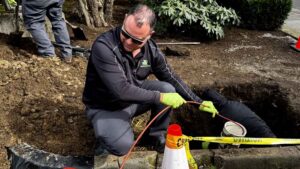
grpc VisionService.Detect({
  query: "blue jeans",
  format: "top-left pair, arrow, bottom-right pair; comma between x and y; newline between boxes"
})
22,0 -> 72,58
86,80 -> 176,156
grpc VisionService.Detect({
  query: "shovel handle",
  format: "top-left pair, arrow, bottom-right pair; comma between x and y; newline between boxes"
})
65,20 -> 77,29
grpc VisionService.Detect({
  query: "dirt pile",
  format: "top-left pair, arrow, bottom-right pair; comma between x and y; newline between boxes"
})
0,36 -> 95,168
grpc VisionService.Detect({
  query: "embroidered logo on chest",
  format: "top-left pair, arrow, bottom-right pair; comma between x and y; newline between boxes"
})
140,60 -> 151,68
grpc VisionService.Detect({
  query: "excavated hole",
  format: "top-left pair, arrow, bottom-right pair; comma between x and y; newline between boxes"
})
173,82 -> 300,149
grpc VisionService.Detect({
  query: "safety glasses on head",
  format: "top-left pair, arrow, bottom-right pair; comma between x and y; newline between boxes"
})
121,25 -> 146,45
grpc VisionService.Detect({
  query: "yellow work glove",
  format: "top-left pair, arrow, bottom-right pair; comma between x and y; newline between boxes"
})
160,93 -> 186,109
199,101 -> 218,118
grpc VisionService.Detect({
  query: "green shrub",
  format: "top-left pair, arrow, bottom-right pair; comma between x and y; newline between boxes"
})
145,0 -> 240,39
217,0 -> 292,30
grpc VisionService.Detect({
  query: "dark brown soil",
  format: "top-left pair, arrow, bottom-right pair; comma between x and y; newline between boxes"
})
0,2 -> 300,169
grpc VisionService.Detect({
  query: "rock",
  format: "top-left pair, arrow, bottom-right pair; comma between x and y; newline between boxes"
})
67,118 -> 74,123
164,46 -> 190,57
95,151 -> 158,169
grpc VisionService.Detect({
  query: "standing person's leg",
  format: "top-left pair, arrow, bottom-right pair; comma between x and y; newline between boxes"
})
138,80 -> 176,152
22,0 -> 55,57
86,106 -> 136,156
46,0 -> 72,59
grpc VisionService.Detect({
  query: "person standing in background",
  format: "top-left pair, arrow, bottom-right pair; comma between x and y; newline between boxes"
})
22,0 -> 72,63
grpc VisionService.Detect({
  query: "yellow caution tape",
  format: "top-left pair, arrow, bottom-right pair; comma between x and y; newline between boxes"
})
181,135 -> 300,168
183,135 -> 197,169
185,136 -> 300,145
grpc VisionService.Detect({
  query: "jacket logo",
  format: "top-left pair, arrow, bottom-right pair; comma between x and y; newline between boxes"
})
140,60 -> 151,68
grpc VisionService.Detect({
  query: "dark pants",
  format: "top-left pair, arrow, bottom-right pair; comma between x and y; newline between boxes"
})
22,0 -> 72,58
85,80 -> 175,156
202,89 -> 276,138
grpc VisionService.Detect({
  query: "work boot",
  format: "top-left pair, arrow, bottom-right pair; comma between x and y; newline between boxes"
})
94,145 -> 109,156
94,139 -> 109,156
40,55 -> 56,58
62,56 -> 72,63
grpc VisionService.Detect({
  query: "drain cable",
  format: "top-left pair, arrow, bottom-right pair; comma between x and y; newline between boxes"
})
119,101 -> 239,169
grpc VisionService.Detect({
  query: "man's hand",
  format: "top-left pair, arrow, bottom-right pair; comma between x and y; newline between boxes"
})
160,93 -> 186,109
199,101 -> 218,118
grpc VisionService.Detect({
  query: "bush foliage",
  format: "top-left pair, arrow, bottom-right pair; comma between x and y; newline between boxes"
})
217,0 -> 292,30
145,0 -> 240,39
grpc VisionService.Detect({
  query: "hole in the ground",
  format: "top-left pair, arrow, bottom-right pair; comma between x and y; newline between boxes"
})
173,82 -> 300,149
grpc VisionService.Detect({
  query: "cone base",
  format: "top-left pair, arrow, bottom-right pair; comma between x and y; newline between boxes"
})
290,44 -> 300,52
161,146 -> 189,169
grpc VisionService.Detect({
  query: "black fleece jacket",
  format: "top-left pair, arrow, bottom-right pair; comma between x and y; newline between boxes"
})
82,26 -> 202,110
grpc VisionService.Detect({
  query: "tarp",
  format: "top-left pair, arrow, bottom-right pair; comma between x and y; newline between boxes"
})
7,143 -> 93,169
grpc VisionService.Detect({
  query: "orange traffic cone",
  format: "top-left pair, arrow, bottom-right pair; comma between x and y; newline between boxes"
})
161,124 -> 189,169
290,36 -> 300,52
296,36 -> 300,49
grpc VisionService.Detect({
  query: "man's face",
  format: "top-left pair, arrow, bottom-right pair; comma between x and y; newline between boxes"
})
120,15 -> 153,52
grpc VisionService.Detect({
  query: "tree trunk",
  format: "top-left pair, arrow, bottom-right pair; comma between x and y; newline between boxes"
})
87,0 -> 101,27
76,0 -> 113,28
104,0 -> 114,22
78,0 -> 93,27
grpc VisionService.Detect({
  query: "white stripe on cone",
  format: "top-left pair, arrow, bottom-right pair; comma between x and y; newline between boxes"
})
161,146 -> 189,169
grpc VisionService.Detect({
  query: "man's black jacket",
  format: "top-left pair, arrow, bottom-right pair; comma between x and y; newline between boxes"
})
82,27 -> 202,110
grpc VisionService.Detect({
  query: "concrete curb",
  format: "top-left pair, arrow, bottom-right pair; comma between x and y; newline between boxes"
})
94,146 -> 300,169
95,151 -> 158,169
212,146 -> 300,169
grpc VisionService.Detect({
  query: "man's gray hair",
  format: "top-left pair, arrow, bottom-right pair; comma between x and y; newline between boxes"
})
128,4 -> 156,29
